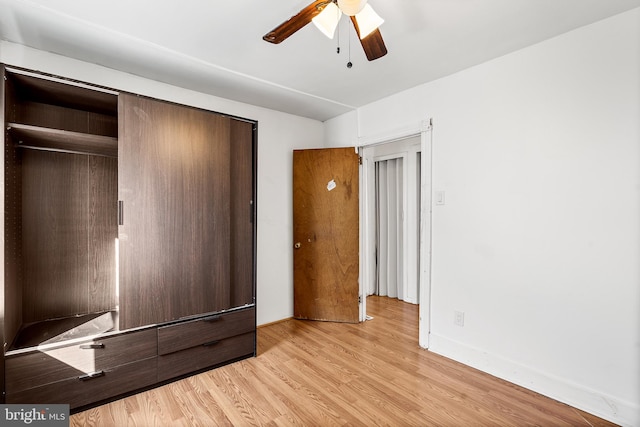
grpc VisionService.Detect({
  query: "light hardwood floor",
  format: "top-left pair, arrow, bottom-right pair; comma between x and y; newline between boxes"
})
71,296 -> 616,426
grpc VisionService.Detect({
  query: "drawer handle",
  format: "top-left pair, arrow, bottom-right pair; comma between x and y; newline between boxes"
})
202,315 -> 222,323
78,371 -> 105,381
79,343 -> 105,349
202,340 -> 221,347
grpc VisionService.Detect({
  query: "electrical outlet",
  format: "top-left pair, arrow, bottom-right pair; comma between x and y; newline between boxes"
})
454,310 -> 465,327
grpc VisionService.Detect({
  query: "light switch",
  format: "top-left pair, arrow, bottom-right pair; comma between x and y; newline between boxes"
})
435,190 -> 445,205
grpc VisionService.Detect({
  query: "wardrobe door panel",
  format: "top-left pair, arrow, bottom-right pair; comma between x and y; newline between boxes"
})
118,94 -> 232,329
88,155 -> 118,313
230,119 -> 255,307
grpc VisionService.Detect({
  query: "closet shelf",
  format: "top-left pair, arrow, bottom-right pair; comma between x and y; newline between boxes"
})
7,122 -> 118,158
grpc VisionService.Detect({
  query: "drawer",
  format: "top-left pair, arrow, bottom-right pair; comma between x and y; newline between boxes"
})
157,307 -> 255,355
6,356 -> 157,410
158,331 -> 255,382
6,328 -> 157,393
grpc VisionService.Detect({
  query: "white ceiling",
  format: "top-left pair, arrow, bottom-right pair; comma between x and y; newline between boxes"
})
1,0 -> 639,121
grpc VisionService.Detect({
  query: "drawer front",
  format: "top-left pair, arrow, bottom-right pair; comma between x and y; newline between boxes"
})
157,307 -> 255,355
6,328 -> 157,393
6,357 -> 157,410
158,331 -> 255,382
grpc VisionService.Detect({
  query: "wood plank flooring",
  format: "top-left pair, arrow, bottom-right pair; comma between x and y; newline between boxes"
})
70,296 -> 616,426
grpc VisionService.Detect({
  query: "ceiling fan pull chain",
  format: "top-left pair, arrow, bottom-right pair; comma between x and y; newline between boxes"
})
347,23 -> 353,68
336,12 -> 341,54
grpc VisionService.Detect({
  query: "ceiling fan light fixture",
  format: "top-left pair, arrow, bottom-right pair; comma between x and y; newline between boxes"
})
263,0 -> 388,61
354,3 -> 384,39
337,0 -> 367,16
312,2 -> 343,39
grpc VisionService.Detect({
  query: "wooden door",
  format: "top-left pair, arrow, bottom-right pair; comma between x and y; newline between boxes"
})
118,94 -> 233,329
293,147 -> 360,323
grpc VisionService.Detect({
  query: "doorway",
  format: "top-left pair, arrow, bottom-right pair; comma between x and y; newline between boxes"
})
358,120 -> 432,348
365,137 -> 421,303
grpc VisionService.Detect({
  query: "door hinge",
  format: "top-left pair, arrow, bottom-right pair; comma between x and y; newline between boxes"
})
359,156 -> 363,165
359,295 -> 362,304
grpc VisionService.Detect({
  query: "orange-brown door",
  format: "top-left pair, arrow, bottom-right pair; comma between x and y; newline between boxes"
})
293,147 -> 360,323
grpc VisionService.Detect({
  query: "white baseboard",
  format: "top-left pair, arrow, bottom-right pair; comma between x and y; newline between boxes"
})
428,333 -> 639,427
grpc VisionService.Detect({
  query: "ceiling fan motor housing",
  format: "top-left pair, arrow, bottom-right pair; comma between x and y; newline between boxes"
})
337,0 -> 367,16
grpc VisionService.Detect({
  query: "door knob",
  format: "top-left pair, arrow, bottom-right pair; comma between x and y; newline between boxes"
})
294,242 -> 301,249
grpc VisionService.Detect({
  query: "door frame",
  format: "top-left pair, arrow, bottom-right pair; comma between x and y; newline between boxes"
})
357,119 -> 433,348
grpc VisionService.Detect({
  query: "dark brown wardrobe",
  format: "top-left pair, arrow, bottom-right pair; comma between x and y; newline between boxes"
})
1,65 -> 257,410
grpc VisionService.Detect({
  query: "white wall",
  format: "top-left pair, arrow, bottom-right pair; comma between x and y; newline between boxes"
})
325,8 -> 640,427
0,41 -> 323,327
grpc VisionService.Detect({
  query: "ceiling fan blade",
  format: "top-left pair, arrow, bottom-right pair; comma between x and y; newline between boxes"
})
263,0 -> 331,44
350,16 -> 388,61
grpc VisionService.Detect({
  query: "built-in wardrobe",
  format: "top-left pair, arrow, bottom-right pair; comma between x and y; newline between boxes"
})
1,65 -> 257,410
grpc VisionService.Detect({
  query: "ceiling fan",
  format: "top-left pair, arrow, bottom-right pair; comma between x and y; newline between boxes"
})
263,0 -> 388,61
